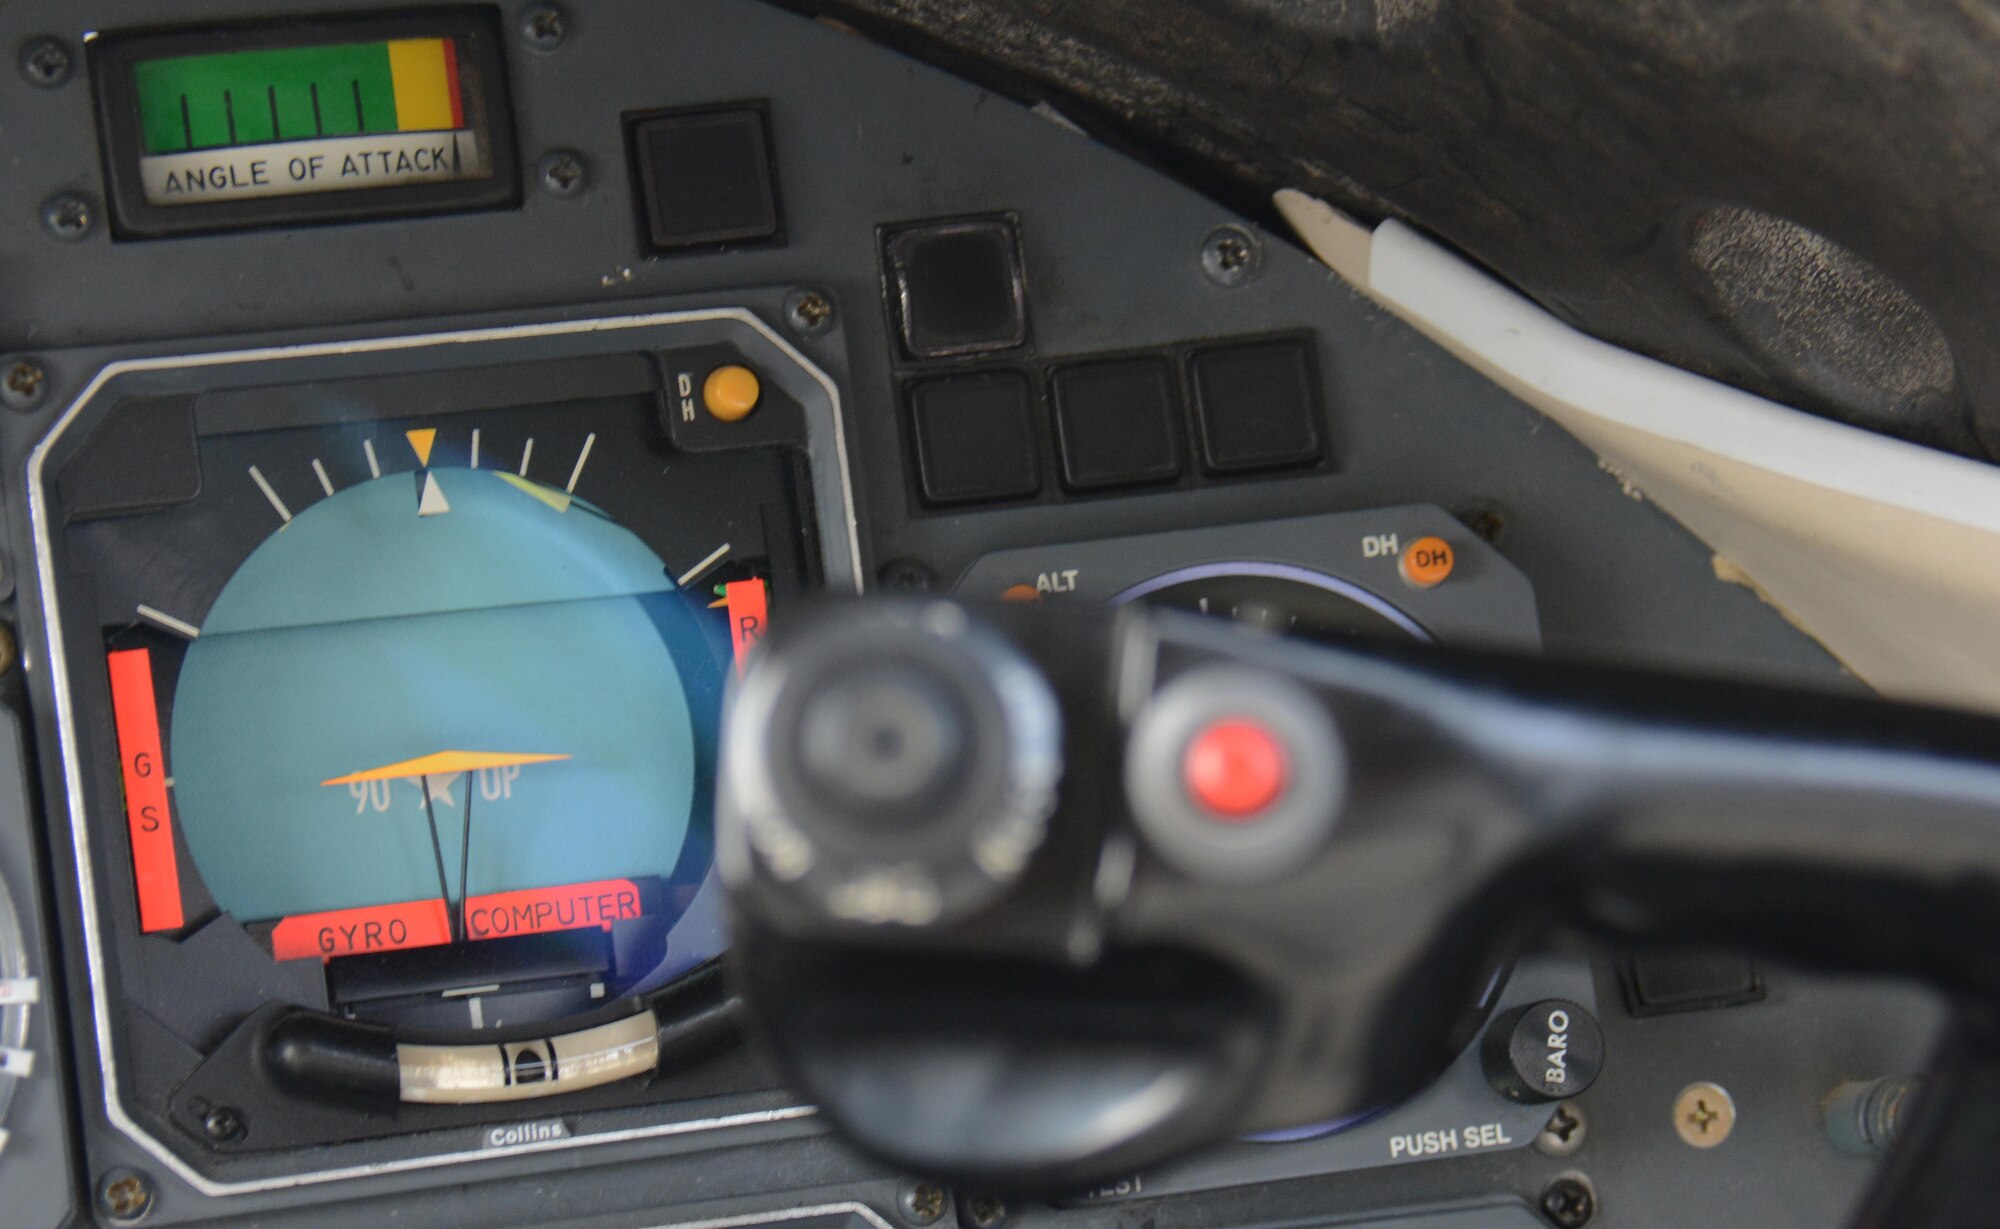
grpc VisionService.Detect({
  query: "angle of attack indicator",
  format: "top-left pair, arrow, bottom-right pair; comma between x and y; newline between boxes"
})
130,36 -> 488,205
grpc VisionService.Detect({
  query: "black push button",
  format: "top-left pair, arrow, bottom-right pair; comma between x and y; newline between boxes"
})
908,371 -> 1041,505
1051,358 -> 1182,490
630,106 -> 781,250
1189,340 -> 1324,473
1620,949 -> 1764,1017
1481,999 -> 1604,1104
885,219 -> 1027,358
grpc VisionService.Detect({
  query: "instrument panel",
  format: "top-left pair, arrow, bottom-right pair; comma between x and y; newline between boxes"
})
0,0 -> 1942,1226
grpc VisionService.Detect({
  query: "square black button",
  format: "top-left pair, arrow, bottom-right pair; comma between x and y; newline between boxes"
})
909,371 -> 1041,505
1621,949 -> 1765,1018
1189,340 -> 1324,473
885,219 -> 1027,358
1051,358 -> 1183,490
630,106 -> 781,250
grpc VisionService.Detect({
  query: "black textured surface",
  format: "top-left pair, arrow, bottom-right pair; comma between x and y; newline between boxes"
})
788,0 -> 1996,460
58,394 -> 200,518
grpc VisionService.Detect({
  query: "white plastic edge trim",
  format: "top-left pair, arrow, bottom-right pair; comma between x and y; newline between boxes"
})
1275,188 -> 2000,710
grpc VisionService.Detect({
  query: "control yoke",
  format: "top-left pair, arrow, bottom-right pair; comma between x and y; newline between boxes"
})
719,600 -> 2000,1226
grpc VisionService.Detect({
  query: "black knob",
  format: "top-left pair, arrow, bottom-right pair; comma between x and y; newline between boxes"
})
795,660 -> 970,819
1480,998 -> 1603,1103
720,602 -> 1062,928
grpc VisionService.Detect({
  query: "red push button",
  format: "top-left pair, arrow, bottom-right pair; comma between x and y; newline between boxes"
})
1182,719 -> 1290,821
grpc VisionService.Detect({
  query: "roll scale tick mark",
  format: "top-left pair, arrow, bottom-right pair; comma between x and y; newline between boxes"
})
136,605 -> 200,639
677,543 -> 731,588
567,433 -> 596,494
248,465 -> 291,523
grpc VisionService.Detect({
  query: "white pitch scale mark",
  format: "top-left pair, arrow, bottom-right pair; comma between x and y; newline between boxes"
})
136,605 -> 201,640
518,437 -> 535,477
311,458 -> 335,497
566,433 -> 597,494
363,439 -> 382,479
677,543 -> 731,587
248,465 -> 291,523
470,428 -> 482,469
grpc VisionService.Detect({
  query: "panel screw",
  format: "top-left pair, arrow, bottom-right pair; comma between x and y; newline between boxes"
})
0,625 -> 18,676
202,1104 -> 247,1143
97,1170 -> 154,1223
898,1180 -> 949,1226
1535,1102 -> 1587,1157
42,193 -> 94,242
1457,502 -> 1507,544
1200,224 -> 1263,287
518,4 -> 569,51
785,288 -> 836,337
878,559 -> 936,592
537,151 -> 587,197
959,1195 -> 1006,1229
1674,1081 -> 1736,1148
1539,1175 -> 1595,1227
19,37 -> 72,87
2,360 -> 48,410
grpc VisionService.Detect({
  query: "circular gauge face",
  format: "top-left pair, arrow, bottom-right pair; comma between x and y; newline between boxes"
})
170,466 -> 716,952
66,393 -> 802,1034
1113,563 -> 1431,644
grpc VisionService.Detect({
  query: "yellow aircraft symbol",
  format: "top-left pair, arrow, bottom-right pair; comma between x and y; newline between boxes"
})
322,750 -> 570,787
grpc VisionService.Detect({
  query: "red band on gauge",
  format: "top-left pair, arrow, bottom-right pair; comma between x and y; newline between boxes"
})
107,648 -> 186,932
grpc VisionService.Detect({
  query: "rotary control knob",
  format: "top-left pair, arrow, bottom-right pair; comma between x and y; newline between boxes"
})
719,602 -> 1062,928
1481,998 -> 1603,1104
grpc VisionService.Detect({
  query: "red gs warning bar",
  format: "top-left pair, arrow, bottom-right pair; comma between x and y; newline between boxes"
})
107,649 -> 185,933
270,877 -> 650,961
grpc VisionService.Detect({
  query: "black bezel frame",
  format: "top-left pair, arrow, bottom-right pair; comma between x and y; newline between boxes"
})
88,7 -> 521,240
